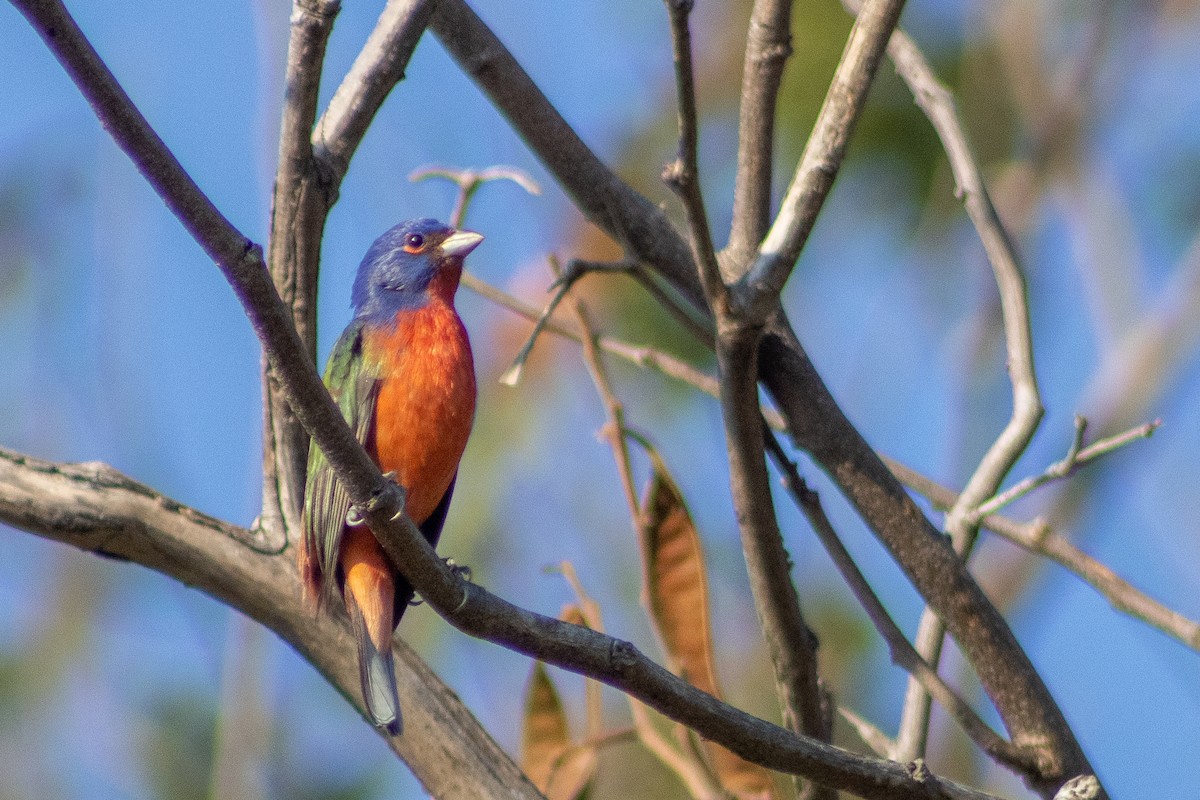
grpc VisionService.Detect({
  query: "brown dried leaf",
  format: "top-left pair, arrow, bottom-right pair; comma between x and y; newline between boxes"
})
640,460 -> 777,800
521,662 -> 571,789
520,661 -> 597,800
640,464 -> 718,693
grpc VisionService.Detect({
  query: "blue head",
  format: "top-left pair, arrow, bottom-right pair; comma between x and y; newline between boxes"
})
350,218 -> 484,324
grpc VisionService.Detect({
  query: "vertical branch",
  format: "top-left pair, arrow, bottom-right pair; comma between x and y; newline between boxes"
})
260,0 -> 341,542
735,0 -> 908,320
726,0 -> 794,268
716,323 -> 833,800
661,3 -> 832,796
261,0 -> 436,540
661,0 -> 726,307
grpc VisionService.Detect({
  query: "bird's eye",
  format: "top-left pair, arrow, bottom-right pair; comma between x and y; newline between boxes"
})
402,233 -> 426,253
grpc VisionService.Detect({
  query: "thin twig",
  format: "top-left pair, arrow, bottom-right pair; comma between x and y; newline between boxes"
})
885,459 -> 1200,652
971,418 -> 1161,521
837,707 -> 895,759
570,299 -> 641,520
661,0 -> 727,307
410,164 -> 542,229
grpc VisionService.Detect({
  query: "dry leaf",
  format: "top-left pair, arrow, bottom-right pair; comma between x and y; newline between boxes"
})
520,661 -> 597,800
640,460 -> 777,800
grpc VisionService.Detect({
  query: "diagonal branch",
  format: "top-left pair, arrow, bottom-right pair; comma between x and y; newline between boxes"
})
314,0 -> 438,182
0,447 -> 539,800
763,433 -> 1033,772
861,8 -> 1045,761
0,445 -> 1014,800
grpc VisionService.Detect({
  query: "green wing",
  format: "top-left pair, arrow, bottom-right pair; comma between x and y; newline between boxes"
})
302,321 -> 381,598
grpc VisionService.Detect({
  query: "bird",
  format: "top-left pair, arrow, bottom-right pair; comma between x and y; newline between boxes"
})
299,218 -> 481,735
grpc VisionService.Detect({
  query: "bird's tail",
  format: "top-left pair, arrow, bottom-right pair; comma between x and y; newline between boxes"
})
342,528 -> 403,735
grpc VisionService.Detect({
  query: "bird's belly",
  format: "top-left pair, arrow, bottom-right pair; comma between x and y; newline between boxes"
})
369,305 -> 476,526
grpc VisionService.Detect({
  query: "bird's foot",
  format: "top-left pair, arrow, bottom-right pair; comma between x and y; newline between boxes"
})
407,560 -> 471,607
444,557 -> 472,583
345,507 -> 365,527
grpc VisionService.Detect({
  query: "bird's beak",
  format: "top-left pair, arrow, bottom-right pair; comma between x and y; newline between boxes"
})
441,229 -> 484,258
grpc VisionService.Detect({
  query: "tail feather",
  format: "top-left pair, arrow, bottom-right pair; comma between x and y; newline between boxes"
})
341,527 -> 402,735
346,590 -> 403,735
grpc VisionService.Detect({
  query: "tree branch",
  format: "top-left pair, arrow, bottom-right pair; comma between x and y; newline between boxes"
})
262,0 -> 436,542
863,9 -> 1045,761
763,433 -> 1034,772
314,0 -> 437,182
428,3 -> 1101,791
0,447 -> 539,800
260,0 -> 341,547
734,0 -> 908,321
726,0 -> 793,267
661,0 -> 726,307
884,459 -> 1200,653
0,446 -> 1017,800
660,5 -> 833,795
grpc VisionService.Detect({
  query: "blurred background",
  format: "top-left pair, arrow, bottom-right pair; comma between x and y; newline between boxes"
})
2,0 -> 1199,797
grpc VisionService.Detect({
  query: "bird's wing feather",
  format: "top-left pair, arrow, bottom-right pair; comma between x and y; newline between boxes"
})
302,321 -> 381,603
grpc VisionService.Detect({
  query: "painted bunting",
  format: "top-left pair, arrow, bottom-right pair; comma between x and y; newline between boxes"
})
300,218 -> 482,735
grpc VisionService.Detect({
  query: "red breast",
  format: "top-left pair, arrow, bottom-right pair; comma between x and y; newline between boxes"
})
365,300 -> 476,525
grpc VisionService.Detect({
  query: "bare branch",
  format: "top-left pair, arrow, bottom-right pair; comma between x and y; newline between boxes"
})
735,0 -> 908,321
861,9 -> 1046,760
661,0 -> 726,306
260,0 -> 341,546
313,0 -> 437,181
0,446 -> 1020,800
971,418 -> 1160,521
726,0 -> 793,267
838,707 -> 894,759
0,448 -> 539,800
715,321 -> 832,788
763,434 -> 1035,773
884,459 -> 1200,653
570,297 -> 641,520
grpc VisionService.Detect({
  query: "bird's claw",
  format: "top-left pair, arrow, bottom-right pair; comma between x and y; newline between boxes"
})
407,559 -> 471,608
444,557 -> 472,583
345,507 -> 365,527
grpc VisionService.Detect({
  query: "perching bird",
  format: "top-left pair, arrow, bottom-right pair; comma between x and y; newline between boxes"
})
300,218 -> 481,735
